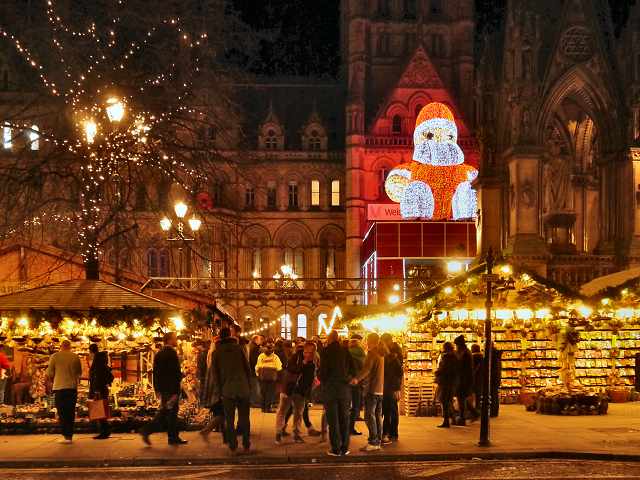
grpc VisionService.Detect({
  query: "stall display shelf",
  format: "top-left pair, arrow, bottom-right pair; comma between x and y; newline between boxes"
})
405,326 -> 640,410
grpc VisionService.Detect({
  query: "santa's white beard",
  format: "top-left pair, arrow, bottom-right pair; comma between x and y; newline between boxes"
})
413,140 -> 464,166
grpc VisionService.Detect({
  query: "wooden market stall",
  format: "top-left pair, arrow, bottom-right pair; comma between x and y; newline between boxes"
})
350,264 -> 640,417
0,279 -> 210,434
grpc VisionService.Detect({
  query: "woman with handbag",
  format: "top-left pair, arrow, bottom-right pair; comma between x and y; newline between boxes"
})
255,341 -> 282,413
89,343 -> 113,439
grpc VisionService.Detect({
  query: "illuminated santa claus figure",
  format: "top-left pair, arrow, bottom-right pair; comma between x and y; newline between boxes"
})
385,102 -> 477,220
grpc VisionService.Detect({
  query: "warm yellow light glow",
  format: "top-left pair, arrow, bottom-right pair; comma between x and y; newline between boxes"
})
252,270 -> 259,278
451,309 -> 468,321
500,265 -> 512,275
473,309 -> 487,320
84,119 -> 97,143
388,294 -> 400,304
515,308 -> 533,320
17,317 -> 29,328
622,288 -> 629,297
393,283 -> 400,291
535,308 -> 551,319
443,286 -> 453,295
171,316 -> 185,331
495,309 -> 513,320
616,308 -> 634,320
290,272 -> 299,281
174,201 -> 188,219
188,216 -> 201,232
281,264 -> 292,276
447,261 -> 463,274
601,298 -> 611,306
521,273 -> 531,282
160,217 -> 172,231
362,313 -> 409,333
105,97 -> 125,122
577,305 -> 593,318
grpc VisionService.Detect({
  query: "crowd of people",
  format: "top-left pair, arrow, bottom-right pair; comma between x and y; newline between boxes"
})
37,324 -> 500,455
189,326 -> 405,456
434,335 -> 501,428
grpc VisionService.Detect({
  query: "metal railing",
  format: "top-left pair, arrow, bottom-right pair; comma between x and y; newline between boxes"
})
141,276 -> 440,298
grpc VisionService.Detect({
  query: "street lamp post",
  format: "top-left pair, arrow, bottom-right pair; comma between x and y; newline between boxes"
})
479,247 -> 495,447
159,201 -> 201,278
274,264 -> 297,339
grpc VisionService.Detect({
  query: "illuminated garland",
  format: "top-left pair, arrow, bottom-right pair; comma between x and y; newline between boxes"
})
0,1 -> 212,264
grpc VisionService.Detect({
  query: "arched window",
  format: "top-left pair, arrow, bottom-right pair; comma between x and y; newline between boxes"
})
310,179 -> 321,207
245,186 -> 255,209
27,125 -> 39,151
159,249 -> 170,276
309,130 -> 321,151
147,249 -> 158,277
252,248 -> 261,288
392,115 -> 402,134
331,179 -> 341,207
297,314 -> 308,339
265,129 -> 278,149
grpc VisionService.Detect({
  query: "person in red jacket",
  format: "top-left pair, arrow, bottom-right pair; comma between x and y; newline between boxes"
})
0,344 -> 10,405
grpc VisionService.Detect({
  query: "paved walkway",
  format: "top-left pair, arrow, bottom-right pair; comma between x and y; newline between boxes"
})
2,404 -> 640,467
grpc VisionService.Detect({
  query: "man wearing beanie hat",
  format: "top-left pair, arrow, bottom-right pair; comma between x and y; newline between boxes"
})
454,335 -> 474,426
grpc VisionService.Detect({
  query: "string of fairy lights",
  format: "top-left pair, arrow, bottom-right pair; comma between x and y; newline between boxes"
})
1,0 -> 212,264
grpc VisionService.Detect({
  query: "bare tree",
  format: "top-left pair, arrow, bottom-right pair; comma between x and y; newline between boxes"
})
0,0 -> 255,280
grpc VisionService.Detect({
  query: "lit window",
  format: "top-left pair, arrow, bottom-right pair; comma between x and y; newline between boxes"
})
252,249 -> 261,288
297,314 -> 307,339
311,180 -> 320,206
331,180 -> 340,206
288,182 -> 298,209
3,123 -> 11,149
28,125 -> 39,150
280,314 -> 292,340
325,248 -> 335,278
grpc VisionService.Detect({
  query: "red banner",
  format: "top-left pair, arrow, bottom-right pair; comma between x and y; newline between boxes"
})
367,203 -> 402,220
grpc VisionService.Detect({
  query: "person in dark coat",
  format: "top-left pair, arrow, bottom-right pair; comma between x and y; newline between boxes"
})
211,327 -> 252,453
319,330 -> 356,456
196,340 -> 210,405
141,332 -> 186,446
348,334 -> 366,435
248,335 -> 264,407
200,336 -> 226,443
381,334 -> 403,442
490,345 -> 502,417
470,344 -> 483,420
89,343 -> 113,439
454,335 -> 473,426
435,342 -> 458,428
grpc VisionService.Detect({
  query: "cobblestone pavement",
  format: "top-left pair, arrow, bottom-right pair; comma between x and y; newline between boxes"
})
2,460 -> 640,480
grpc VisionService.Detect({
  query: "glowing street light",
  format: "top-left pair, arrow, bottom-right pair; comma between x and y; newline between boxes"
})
447,260 -> 463,274
188,215 -> 202,232
105,97 -> 125,123
160,217 -> 172,231
174,201 -> 188,219
83,119 -> 98,143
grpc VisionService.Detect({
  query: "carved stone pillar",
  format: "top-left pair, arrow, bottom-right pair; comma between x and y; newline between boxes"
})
505,147 -> 547,256
474,174 -> 504,255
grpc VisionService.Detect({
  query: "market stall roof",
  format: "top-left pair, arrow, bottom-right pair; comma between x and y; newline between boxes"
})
0,279 -> 179,311
579,267 -> 640,297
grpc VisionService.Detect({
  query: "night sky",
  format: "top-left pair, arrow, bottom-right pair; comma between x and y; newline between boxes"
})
230,0 -> 637,77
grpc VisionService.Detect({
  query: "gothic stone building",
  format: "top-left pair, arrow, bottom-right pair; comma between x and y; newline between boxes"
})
3,0 -> 640,337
